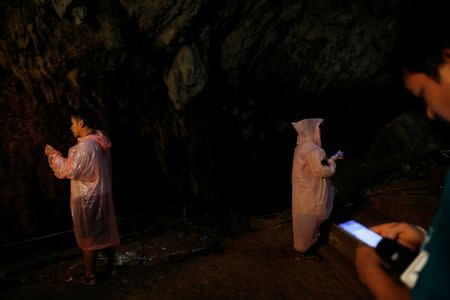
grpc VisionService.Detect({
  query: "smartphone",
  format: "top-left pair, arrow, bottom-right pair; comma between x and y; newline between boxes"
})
332,150 -> 344,159
338,220 -> 383,248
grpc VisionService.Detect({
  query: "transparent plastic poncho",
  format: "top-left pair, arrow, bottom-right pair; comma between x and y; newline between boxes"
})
291,118 -> 336,252
47,130 -> 120,251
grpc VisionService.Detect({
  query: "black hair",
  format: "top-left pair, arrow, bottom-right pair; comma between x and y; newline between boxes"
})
395,3 -> 450,81
70,107 -> 100,129
319,121 -> 324,129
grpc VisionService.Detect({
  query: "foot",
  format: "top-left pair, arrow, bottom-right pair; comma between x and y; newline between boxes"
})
106,265 -> 120,279
80,274 -> 96,286
294,252 -> 323,263
110,268 -> 119,278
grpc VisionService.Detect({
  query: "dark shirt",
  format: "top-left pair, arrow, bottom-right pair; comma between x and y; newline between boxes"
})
412,170 -> 450,299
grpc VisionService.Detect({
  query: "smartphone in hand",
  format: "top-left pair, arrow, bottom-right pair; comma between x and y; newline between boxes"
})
332,150 -> 344,159
338,220 -> 382,247
338,220 -> 419,275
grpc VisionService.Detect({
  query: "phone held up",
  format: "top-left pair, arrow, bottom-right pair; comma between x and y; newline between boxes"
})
321,150 -> 344,166
332,150 -> 344,159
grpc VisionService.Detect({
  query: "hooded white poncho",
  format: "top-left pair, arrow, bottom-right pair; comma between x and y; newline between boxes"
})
291,118 -> 336,252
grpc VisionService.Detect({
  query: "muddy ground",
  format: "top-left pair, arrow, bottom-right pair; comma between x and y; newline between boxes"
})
2,164 -> 445,300
2,212 -> 371,300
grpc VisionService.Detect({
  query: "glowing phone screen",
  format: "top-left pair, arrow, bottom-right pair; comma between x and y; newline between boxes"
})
339,220 -> 383,248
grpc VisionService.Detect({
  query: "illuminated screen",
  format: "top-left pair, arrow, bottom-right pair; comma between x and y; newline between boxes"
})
339,220 -> 383,248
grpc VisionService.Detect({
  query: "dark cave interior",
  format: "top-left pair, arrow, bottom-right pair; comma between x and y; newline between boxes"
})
0,0 -> 449,262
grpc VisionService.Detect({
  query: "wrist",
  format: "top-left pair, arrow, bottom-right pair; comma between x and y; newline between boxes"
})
414,225 -> 427,245
414,225 -> 427,235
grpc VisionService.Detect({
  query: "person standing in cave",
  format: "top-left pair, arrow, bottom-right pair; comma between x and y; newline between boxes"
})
45,108 -> 120,286
354,9 -> 450,300
291,118 -> 343,259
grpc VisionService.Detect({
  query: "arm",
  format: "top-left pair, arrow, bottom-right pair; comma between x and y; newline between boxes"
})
355,222 -> 426,300
45,143 -> 93,180
306,148 -> 336,178
355,245 -> 411,300
45,144 -> 75,179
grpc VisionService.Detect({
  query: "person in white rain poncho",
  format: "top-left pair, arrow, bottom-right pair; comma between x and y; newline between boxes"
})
291,118 -> 343,254
45,109 -> 120,286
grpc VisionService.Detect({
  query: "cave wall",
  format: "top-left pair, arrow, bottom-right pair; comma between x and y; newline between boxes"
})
0,0 -> 444,243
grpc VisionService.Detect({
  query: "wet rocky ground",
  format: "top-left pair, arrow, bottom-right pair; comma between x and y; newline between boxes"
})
2,213 -> 370,300
1,165 -> 445,300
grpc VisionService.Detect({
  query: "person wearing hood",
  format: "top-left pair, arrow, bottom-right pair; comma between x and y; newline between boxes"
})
45,108 -> 120,286
291,118 -> 343,255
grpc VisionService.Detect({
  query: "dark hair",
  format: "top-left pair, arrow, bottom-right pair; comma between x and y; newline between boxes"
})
70,107 -> 100,129
395,4 -> 450,81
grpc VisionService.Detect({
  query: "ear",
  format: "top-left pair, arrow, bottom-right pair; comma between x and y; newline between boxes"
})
442,48 -> 450,62
78,119 -> 85,128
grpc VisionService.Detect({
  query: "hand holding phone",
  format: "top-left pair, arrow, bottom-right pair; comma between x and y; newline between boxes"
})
339,220 -> 419,275
370,222 -> 425,252
331,150 -> 344,160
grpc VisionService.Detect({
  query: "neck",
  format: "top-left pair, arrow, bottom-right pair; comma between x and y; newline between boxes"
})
79,127 -> 94,138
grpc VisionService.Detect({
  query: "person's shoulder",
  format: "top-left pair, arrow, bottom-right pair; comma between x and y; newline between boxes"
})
77,138 -> 101,151
299,142 -> 323,156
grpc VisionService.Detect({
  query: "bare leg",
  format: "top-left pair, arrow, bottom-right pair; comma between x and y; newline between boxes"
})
79,249 -> 98,286
103,246 -> 118,277
83,249 -> 97,277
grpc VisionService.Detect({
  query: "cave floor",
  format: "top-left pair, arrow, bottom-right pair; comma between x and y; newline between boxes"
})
2,167 -> 445,300
2,214 -> 371,300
